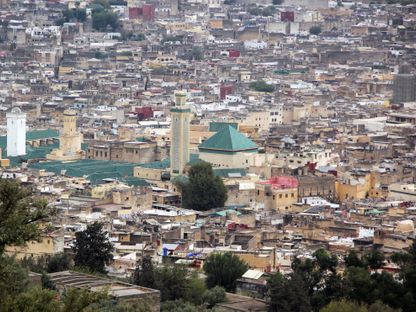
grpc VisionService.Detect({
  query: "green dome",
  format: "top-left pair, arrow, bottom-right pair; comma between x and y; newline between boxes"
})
199,125 -> 257,153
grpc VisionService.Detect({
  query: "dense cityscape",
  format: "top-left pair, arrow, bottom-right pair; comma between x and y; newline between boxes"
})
0,0 -> 416,311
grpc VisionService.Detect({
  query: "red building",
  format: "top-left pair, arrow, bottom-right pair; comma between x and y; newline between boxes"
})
281,11 -> 294,22
228,50 -> 240,58
129,7 -> 141,19
142,4 -> 155,22
220,84 -> 234,100
129,4 -> 155,21
135,107 -> 153,120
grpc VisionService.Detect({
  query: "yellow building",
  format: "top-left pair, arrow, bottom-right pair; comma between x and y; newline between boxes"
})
335,172 -> 382,202
5,227 -> 64,259
255,176 -> 299,212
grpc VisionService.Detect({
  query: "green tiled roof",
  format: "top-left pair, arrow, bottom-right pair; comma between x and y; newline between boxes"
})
29,159 -> 147,186
0,129 -> 59,157
138,154 -> 200,170
199,126 -> 257,152
213,168 -> 246,178
212,209 -> 242,217
209,122 -> 238,132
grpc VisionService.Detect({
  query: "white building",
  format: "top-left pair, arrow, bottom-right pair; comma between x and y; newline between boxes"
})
170,91 -> 191,176
6,107 -> 26,157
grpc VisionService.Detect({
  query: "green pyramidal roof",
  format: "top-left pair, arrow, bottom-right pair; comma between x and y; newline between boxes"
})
199,125 -> 258,153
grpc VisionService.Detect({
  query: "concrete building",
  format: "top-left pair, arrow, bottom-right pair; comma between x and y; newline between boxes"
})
6,107 -> 26,157
87,140 -> 165,163
48,271 -> 160,312
47,110 -> 83,161
170,91 -> 191,176
199,125 -> 258,168
393,74 -> 416,103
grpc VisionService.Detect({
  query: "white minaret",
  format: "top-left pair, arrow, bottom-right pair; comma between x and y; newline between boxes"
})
7,107 -> 26,157
170,90 -> 191,176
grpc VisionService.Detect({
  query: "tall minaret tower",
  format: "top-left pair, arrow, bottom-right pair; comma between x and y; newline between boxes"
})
6,107 -> 26,157
170,90 -> 191,176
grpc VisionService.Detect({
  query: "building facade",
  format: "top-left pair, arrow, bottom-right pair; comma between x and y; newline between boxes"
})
170,91 -> 191,176
6,107 -> 26,157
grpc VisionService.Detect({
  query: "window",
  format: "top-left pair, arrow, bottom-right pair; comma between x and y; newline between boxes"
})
279,194 -> 282,199
273,195 -> 275,200
291,193 -> 294,198
285,194 -> 288,198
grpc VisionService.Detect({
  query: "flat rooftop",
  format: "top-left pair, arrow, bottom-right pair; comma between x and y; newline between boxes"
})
48,271 -> 159,299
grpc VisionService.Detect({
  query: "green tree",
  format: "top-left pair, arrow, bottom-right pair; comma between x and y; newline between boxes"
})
92,0 -> 111,10
153,265 -> 190,301
364,250 -> 384,270
345,250 -> 365,268
92,10 -> 119,31
185,274 -> 207,305
369,272 -> 403,310
41,272 -> 56,290
262,6 -> 276,17
0,256 -> 30,308
133,255 -> 155,288
309,26 -> 322,35
321,299 -> 367,312
177,162 -> 227,211
249,80 -> 275,93
0,179 -> 51,254
203,252 -> 248,291
46,253 -> 72,273
191,47 -> 203,61
73,222 -> 114,273
202,286 -> 226,308
60,287 -> 109,312
10,287 -> 61,312
344,267 -> 375,304
368,301 -> 401,312
91,1 -> 119,31
313,249 -> 338,273
268,272 -> 311,312
161,300 -> 200,312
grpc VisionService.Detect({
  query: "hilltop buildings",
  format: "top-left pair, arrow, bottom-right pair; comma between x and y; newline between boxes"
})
0,0 -> 416,309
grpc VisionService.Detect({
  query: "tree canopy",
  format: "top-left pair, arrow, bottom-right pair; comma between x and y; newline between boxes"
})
266,247 -> 416,312
204,252 -> 248,291
133,261 -> 226,308
91,0 -> 120,31
175,162 -> 227,211
309,26 -> 322,35
249,80 -> 275,93
133,255 -> 155,289
268,272 -> 311,312
0,179 -> 51,254
73,222 -> 114,273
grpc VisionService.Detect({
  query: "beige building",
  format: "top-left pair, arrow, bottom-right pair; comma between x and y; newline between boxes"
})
5,227 -> 64,259
198,125 -> 258,169
255,177 -> 299,212
242,109 -> 283,133
47,110 -> 84,161
170,91 -> 191,176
